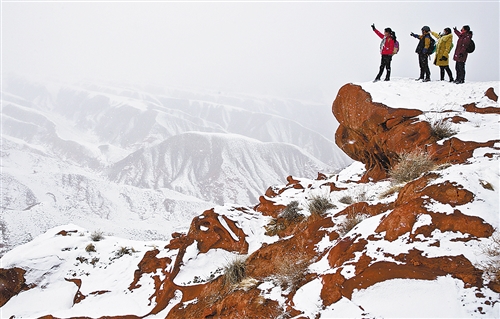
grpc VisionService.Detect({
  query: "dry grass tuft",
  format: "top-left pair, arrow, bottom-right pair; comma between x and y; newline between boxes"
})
265,201 -> 305,236
338,207 -> 367,236
223,256 -> 247,287
308,195 -> 336,217
279,201 -> 303,222
85,243 -> 96,253
115,246 -> 135,258
379,184 -> 404,199
339,189 -> 369,205
430,118 -> 457,140
273,251 -> 310,291
236,277 -> 259,291
264,219 -> 286,236
479,232 -> 500,284
389,150 -> 436,184
90,230 -> 105,242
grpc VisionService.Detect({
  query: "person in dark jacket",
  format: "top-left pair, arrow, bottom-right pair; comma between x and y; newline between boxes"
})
453,25 -> 473,84
372,24 -> 397,82
411,26 -> 433,82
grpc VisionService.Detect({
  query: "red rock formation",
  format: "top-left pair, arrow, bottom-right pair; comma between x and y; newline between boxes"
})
332,84 -> 500,182
129,208 -> 251,316
255,195 -> 287,218
333,84 -> 434,181
427,138 -> 498,165
0,267 -> 27,307
321,181 -> 348,192
485,87 -> 498,102
65,278 -> 86,305
188,208 -> 249,254
376,174 -> 493,241
129,249 -> 171,290
286,175 -> 305,189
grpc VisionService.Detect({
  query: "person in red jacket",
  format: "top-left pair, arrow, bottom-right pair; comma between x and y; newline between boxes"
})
453,25 -> 473,84
372,24 -> 396,82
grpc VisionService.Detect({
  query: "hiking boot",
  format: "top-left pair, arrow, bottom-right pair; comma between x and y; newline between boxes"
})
423,78 -> 431,82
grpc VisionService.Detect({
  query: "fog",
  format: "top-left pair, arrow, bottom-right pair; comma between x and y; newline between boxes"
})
3,1 -> 499,102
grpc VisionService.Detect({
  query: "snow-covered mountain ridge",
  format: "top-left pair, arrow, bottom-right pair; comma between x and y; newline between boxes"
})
1,77 -> 351,255
1,79 -> 499,318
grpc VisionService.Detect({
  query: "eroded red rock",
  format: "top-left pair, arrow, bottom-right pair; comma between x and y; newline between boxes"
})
463,103 -> 500,114
189,209 -> 249,254
376,200 -> 428,241
254,195 -> 287,218
129,249 -> 171,290
333,84 -> 434,181
65,278 -> 86,305
485,87 -> 498,102
322,181 -> 348,192
0,267 -> 27,307
333,84 -> 499,182
414,210 -> 494,239
56,230 -> 78,236
427,138 -> 499,165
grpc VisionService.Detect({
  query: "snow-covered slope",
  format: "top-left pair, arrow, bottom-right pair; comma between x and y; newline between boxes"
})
107,131 -> 329,205
1,79 -> 498,318
1,77 -> 350,255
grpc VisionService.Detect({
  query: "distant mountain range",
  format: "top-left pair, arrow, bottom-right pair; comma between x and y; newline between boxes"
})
1,76 -> 351,254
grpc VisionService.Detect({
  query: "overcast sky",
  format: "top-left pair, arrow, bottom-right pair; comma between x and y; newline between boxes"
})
2,1 -> 499,102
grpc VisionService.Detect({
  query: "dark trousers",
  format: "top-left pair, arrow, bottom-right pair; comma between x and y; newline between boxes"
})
455,62 -> 466,82
375,55 -> 392,80
439,66 -> 453,81
418,54 -> 431,79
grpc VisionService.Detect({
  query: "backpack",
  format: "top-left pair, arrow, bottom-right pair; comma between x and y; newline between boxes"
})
393,40 -> 400,54
428,36 -> 436,54
466,39 -> 475,53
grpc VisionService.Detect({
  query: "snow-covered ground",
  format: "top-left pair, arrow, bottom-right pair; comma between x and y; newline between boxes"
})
1,79 -> 499,318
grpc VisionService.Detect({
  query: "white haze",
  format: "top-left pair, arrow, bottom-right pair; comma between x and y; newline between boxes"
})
2,1 -> 499,102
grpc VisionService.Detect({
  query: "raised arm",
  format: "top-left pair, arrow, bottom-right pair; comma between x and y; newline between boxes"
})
373,28 -> 384,39
410,32 -> 421,39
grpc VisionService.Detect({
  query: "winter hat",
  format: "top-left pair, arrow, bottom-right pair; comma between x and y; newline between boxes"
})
384,27 -> 392,33
463,25 -> 470,32
421,26 -> 430,32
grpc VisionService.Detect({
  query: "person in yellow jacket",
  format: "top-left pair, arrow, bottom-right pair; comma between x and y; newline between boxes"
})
431,27 -> 454,82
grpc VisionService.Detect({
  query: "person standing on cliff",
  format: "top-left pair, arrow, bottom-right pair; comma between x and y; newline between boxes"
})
372,24 -> 396,82
411,26 -> 433,82
453,25 -> 473,84
431,27 -> 454,82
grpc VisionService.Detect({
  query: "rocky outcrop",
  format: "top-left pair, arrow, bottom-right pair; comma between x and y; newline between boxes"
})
333,84 -> 432,181
332,84 -> 500,182
0,267 -> 27,307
